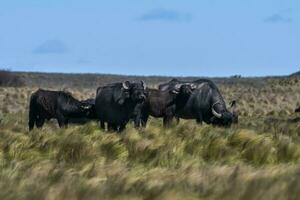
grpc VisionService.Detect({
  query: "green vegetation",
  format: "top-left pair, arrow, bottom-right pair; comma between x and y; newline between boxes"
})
0,73 -> 300,199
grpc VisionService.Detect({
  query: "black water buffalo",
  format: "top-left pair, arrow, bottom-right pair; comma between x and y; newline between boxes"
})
95,81 -> 147,132
80,98 -> 97,119
295,106 -> 300,113
140,84 -> 195,127
160,79 -> 238,126
68,98 -> 97,124
173,82 -> 238,126
28,89 -> 92,130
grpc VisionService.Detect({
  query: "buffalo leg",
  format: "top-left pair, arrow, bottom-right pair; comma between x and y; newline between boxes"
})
28,108 -> 37,131
196,113 -> 203,125
112,124 -> 119,132
133,112 -> 141,128
164,107 -> 175,127
56,112 -> 67,128
175,117 -> 180,124
118,123 -> 127,132
163,116 -> 173,127
108,123 -> 118,132
57,119 -> 66,128
141,114 -> 149,128
107,123 -> 113,131
36,116 -> 45,129
28,119 -> 35,131
64,119 -> 69,128
133,103 -> 144,128
100,121 -> 105,130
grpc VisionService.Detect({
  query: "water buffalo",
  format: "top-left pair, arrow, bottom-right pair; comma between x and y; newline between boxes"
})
160,79 -> 238,126
140,84 -> 195,127
95,81 -> 147,132
295,106 -> 300,113
28,89 -> 93,130
173,82 -> 238,126
159,78 -> 216,91
68,98 -> 97,124
80,98 -> 97,119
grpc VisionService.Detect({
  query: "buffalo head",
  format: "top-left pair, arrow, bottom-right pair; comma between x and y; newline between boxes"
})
171,84 -> 195,96
129,81 -> 147,102
210,100 -> 238,127
80,99 -> 97,119
76,101 -> 93,117
116,81 -> 147,105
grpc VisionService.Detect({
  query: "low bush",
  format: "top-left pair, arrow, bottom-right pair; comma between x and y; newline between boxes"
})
0,70 -> 25,87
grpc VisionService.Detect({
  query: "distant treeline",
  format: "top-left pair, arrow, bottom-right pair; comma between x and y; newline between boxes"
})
290,70 -> 300,77
0,70 -> 25,87
0,70 -> 279,89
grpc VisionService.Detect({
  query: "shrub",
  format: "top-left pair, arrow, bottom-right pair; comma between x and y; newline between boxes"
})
0,70 -> 25,87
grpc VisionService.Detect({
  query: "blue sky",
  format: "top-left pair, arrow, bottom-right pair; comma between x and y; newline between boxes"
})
0,0 -> 299,77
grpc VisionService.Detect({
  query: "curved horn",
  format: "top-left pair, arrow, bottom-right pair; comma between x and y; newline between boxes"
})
212,108 -> 222,118
141,80 -> 146,90
212,103 -> 222,118
171,84 -> 181,94
174,83 -> 182,90
81,105 -> 92,110
190,83 -> 197,90
122,81 -> 129,90
171,90 -> 179,94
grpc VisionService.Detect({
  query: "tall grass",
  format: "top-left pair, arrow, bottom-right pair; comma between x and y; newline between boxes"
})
0,75 -> 300,199
0,111 -> 300,199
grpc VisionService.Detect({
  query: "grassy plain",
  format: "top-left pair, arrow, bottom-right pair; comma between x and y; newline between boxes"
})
0,73 -> 300,200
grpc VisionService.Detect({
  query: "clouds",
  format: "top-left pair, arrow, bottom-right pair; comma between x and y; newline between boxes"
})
33,39 -> 68,54
264,14 -> 292,23
138,8 -> 192,22
264,9 -> 293,23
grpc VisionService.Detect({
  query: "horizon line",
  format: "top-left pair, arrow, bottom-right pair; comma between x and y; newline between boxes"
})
3,69 -> 295,79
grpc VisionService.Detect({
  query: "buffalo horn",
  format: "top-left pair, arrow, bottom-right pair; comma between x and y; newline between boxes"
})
122,82 -> 129,90
212,106 -> 222,118
191,83 -> 197,89
81,105 -> 92,110
141,80 -> 146,90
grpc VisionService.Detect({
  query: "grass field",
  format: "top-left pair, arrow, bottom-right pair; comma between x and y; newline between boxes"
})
0,73 -> 300,200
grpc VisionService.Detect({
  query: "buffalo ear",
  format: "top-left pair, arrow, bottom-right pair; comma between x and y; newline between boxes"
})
230,100 -> 239,123
230,100 -> 237,113
230,100 -> 237,107
122,81 -> 130,90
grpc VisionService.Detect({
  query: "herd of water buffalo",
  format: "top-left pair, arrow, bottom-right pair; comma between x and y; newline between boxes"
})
28,78 -> 240,132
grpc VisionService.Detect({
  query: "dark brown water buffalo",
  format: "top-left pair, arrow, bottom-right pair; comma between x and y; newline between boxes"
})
28,89 -> 92,130
95,81 -> 147,132
139,84 -> 195,127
